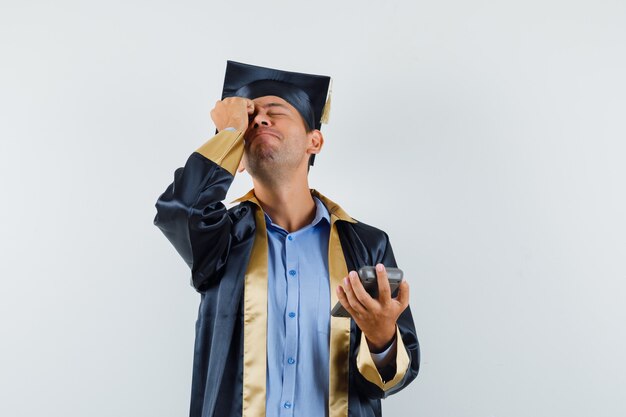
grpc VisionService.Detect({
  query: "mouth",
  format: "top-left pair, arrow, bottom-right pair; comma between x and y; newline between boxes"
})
247,128 -> 280,142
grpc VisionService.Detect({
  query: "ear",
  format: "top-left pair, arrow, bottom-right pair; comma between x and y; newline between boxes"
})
306,129 -> 324,155
237,160 -> 246,173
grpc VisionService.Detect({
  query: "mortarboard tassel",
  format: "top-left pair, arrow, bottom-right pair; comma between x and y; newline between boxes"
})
320,78 -> 332,124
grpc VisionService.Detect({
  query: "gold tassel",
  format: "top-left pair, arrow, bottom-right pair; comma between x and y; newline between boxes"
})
320,78 -> 332,125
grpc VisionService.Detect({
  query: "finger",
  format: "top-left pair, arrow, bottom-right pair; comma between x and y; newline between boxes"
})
336,286 -> 358,317
395,280 -> 410,310
342,276 -> 367,315
376,264 -> 392,306
245,99 -> 255,114
348,270 -> 377,310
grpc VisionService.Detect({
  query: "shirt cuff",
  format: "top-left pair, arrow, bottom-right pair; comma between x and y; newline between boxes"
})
369,336 -> 397,370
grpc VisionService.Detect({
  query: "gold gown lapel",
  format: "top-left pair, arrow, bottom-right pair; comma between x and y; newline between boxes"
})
312,190 -> 357,417
328,214 -> 352,417
242,194 -> 268,417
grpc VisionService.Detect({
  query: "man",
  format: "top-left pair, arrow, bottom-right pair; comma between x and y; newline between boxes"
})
154,61 -> 419,417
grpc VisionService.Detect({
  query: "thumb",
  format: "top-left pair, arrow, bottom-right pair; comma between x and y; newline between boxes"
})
396,280 -> 410,310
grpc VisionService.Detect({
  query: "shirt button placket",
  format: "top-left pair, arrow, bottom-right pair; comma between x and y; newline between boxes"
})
282,232 -> 298,417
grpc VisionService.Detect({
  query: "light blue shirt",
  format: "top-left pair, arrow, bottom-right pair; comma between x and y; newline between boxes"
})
265,197 -> 331,417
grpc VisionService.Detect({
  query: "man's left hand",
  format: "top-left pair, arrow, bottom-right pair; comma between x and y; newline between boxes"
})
336,264 -> 410,352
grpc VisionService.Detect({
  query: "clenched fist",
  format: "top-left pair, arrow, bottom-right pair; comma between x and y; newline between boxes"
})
210,97 -> 255,132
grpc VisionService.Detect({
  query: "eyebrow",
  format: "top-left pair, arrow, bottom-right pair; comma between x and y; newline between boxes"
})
259,103 -> 290,110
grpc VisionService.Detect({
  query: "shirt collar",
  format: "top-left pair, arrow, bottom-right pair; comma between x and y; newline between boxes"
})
231,189 -> 356,224
264,196 -> 330,234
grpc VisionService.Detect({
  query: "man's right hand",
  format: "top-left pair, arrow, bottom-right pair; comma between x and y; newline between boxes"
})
210,97 -> 255,132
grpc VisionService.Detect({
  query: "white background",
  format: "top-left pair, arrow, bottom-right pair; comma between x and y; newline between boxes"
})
1,1 -> 625,416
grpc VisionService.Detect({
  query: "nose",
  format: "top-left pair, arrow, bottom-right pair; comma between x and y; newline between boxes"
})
251,110 -> 270,128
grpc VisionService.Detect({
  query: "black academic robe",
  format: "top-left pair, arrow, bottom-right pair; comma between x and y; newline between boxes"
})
154,131 -> 420,417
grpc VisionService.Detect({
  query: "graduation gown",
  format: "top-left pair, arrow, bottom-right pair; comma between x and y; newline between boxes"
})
154,130 -> 420,417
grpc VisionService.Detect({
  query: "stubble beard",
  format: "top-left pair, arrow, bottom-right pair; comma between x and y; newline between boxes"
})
244,142 -> 302,186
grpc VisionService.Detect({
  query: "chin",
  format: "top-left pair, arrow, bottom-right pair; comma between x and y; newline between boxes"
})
246,152 -> 276,177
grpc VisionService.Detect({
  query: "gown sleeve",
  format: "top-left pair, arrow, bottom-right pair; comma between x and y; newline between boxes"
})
153,130 -> 245,291
353,233 -> 421,399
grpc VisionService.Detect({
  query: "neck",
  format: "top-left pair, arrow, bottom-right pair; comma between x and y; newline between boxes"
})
252,176 -> 316,233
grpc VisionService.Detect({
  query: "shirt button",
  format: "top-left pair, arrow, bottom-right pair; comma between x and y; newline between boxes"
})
283,401 -> 292,409
288,312 -> 296,318
289,269 -> 296,277
287,357 -> 295,364
287,235 -> 293,241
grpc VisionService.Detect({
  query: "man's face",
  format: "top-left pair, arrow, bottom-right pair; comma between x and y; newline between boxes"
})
242,95 -> 318,179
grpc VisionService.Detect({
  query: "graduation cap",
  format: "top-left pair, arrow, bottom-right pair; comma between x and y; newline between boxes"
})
221,60 -> 332,165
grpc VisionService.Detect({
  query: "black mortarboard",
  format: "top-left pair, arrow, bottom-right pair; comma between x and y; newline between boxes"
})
221,61 -> 332,165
